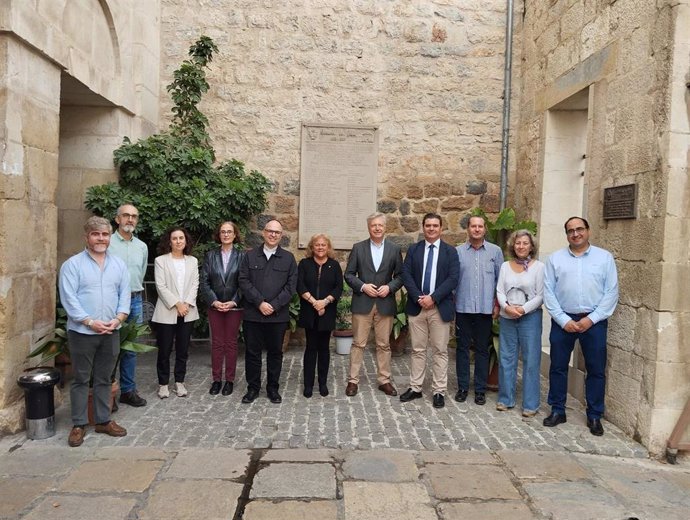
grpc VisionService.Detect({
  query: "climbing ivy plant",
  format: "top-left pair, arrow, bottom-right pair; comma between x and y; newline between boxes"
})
86,36 -> 270,253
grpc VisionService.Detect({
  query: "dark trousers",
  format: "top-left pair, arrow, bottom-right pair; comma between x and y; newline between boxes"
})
243,321 -> 287,393
455,313 -> 493,393
548,317 -> 608,419
155,318 -> 193,385
68,330 -> 119,426
303,328 -> 331,389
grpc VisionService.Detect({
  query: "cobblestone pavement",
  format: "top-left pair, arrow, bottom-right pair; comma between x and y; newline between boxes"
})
2,342 -> 647,457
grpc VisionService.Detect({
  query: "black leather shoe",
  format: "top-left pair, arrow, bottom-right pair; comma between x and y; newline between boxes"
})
303,387 -> 313,398
267,390 -> 282,404
454,389 -> 468,403
587,417 -> 604,436
209,381 -> 221,395
120,391 -> 147,407
241,388 -> 259,404
400,388 -> 423,402
319,384 -> 329,397
433,393 -> 445,408
474,392 -> 486,405
221,382 -> 233,396
543,412 -> 567,427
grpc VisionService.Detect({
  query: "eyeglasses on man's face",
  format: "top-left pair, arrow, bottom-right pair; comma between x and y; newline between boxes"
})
566,227 -> 587,236
120,213 -> 139,219
220,230 -> 235,235
264,229 -> 282,236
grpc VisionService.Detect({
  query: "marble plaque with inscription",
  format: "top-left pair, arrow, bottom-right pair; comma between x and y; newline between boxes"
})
299,123 -> 379,249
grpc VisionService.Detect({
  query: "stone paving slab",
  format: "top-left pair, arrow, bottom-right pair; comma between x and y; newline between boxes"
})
498,449 -> 591,480
58,459 -> 163,492
139,480 -> 243,520
438,502 -> 539,520
0,447 -> 89,477
261,448 -> 334,461
342,481 -> 437,520
164,448 -> 250,479
426,463 -> 521,500
243,500 -> 338,520
418,449 -> 497,465
23,496 -> 137,520
0,476 -> 53,518
250,462 -> 336,499
342,449 -> 419,482
523,481 -> 629,520
0,344 -> 648,458
94,446 -> 167,460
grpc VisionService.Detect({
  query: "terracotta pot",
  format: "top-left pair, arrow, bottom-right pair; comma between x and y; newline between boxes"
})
87,381 -> 120,425
390,327 -> 409,357
486,362 -> 499,392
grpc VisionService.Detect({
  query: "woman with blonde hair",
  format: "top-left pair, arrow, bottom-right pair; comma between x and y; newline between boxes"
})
495,229 -> 545,417
297,234 -> 343,397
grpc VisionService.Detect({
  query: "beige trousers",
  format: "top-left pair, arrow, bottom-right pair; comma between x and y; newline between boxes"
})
348,306 -> 393,385
408,307 -> 450,395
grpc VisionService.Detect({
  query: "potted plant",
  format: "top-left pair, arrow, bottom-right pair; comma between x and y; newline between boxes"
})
468,207 -> 538,391
282,293 -> 301,351
390,289 -> 408,357
29,314 -> 155,423
334,281 -> 353,355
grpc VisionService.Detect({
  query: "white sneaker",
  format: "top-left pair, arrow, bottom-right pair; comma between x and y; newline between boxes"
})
158,385 -> 169,399
174,382 -> 188,397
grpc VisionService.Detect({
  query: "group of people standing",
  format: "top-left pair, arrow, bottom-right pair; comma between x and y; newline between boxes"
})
58,204 -> 618,448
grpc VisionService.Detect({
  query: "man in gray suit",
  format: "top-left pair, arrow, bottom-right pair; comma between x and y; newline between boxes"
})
344,212 -> 404,397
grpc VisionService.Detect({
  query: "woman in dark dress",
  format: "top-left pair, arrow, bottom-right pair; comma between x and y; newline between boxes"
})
297,234 -> 343,398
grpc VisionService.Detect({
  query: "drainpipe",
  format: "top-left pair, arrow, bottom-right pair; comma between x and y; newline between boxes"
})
499,0 -> 515,211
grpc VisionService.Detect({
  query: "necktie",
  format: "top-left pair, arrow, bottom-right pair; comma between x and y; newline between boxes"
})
422,244 -> 435,294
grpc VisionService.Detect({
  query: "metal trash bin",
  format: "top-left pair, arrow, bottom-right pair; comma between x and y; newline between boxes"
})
17,367 -> 61,440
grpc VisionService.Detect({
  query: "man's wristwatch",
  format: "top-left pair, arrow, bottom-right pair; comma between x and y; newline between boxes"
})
86,319 -> 94,328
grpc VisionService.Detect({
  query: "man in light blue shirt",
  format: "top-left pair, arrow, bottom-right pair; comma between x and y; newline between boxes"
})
454,215 -> 504,405
542,216 -> 618,436
59,216 -> 130,447
108,204 -> 149,407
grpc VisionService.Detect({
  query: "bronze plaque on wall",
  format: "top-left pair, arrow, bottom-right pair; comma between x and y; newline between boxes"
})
299,123 -> 378,250
603,184 -> 637,220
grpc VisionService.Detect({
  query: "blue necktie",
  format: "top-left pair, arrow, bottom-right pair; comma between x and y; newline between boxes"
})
422,244 -> 434,294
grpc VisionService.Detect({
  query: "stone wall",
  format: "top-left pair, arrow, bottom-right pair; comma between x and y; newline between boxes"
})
513,0 -> 690,454
0,0 -> 160,433
159,0 -> 513,249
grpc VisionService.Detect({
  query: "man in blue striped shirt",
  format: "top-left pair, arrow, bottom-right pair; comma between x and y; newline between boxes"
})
454,215 -> 504,405
543,216 -> 619,436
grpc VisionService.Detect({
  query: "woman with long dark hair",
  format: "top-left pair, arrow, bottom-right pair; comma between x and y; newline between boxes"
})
152,227 -> 199,399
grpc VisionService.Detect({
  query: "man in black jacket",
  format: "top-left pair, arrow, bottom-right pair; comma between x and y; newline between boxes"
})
239,220 -> 297,403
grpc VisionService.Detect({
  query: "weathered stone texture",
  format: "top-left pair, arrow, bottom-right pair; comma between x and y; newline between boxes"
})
513,0 -> 689,456
159,0 -> 508,248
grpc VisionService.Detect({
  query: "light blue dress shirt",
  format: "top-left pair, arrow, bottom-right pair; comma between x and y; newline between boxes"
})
108,231 -> 148,291
59,250 -> 131,335
455,240 -> 504,314
543,244 -> 619,328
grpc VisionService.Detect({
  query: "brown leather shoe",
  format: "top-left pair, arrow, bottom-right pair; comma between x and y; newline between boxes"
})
68,426 -> 85,447
95,420 -> 127,437
345,382 -> 358,396
378,383 -> 398,396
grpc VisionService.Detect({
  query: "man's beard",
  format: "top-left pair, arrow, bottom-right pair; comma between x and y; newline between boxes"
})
122,224 -> 135,233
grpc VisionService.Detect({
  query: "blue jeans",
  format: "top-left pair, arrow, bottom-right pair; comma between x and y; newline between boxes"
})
119,293 -> 143,393
497,310 -> 542,412
547,317 -> 608,419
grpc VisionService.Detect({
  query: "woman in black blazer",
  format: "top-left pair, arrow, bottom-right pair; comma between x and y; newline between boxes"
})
297,234 -> 343,398
200,221 -> 244,396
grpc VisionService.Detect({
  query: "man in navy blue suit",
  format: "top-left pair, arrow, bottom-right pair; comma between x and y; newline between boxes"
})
400,213 -> 460,408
